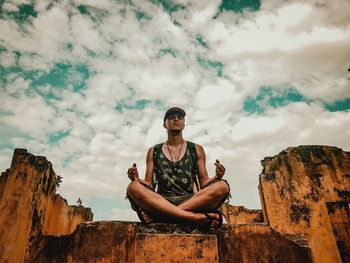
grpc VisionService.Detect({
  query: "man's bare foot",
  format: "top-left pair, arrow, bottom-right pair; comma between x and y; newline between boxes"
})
202,211 -> 223,233
137,209 -> 153,223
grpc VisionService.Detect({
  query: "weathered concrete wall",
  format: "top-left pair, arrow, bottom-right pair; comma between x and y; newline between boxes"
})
220,203 -> 264,224
217,224 -> 312,263
43,194 -> 93,235
0,149 -> 93,263
29,221 -> 312,263
259,145 -> 350,263
136,233 -> 218,262
29,221 -> 138,263
0,168 -> 9,202
2,145 -> 348,262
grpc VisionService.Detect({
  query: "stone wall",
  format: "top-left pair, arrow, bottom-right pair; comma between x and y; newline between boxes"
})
29,221 -> 312,263
0,149 -> 93,263
2,145 -> 349,262
259,145 -> 350,263
220,204 -> 264,224
43,194 -> 93,235
0,169 -> 9,202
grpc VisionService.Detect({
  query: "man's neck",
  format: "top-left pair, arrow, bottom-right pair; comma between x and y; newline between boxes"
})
166,133 -> 184,146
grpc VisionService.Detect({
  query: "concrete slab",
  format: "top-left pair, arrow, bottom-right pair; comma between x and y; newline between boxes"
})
135,233 -> 218,263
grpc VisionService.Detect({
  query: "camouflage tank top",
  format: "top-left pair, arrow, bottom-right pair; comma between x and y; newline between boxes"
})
154,143 -> 195,205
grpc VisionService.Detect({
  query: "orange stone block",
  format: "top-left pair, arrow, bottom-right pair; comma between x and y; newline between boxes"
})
135,233 -> 218,263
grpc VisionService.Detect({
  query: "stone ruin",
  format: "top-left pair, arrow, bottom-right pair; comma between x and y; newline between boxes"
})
0,146 -> 349,262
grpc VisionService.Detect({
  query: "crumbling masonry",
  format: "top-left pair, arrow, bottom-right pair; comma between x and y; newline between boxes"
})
0,146 -> 349,262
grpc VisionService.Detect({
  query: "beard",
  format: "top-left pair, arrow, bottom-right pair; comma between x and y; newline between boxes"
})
168,128 -> 182,135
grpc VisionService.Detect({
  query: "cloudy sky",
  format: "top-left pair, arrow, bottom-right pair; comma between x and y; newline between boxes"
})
0,0 -> 349,221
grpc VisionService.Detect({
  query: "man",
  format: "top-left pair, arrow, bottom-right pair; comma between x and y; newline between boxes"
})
127,107 -> 230,231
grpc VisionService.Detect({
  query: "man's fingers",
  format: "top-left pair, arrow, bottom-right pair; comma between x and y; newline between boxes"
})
216,168 -> 224,175
214,160 -> 223,167
214,162 -> 225,171
128,164 -> 137,172
216,166 -> 225,172
215,161 -> 226,178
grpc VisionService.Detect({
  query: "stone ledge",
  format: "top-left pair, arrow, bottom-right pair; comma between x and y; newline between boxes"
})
136,233 -> 218,262
28,221 -> 312,263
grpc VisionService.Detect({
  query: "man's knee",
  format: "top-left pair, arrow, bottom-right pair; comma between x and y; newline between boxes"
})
127,180 -> 142,197
212,180 -> 230,197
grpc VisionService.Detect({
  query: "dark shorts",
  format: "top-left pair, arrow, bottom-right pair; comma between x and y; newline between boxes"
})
127,178 -> 230,213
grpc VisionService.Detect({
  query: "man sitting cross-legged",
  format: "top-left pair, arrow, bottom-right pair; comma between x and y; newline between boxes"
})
127,107 -> 230,232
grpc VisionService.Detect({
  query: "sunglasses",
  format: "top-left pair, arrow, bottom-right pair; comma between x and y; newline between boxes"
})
167,114 -> 184,121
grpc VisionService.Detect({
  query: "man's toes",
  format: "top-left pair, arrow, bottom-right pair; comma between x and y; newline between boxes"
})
141,211 -> 153,223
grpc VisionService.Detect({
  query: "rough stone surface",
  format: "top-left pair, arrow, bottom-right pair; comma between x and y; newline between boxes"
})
220,204 -> 264,224
217,224 -> 312,263
2,145 -> 348,263
0,168 -> 9,202
0,149 -> 93,263
259,145 -> 350,263
135,233 -> 218,262
29,221 -> 137,263
28,221 -> 311,263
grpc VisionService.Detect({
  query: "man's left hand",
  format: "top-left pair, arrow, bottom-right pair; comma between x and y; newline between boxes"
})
214,159 -> 226,179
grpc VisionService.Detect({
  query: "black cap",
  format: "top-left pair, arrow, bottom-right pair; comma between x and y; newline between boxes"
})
164,107 -> 186,122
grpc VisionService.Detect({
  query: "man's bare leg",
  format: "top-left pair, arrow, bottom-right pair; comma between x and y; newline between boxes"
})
178,180 -> 230,212
127,181 -> 220,225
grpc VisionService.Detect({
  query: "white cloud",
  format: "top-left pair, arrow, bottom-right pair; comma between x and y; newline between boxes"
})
0,50 -> 16,68
0,95 -> 55,138
109,207 -> 139,222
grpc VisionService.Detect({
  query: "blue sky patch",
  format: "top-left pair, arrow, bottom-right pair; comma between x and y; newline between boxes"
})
243,86 -> 310,114
66,43 -> 73,52
0,46 -> 6,54
76,5 -> 109,23
61,156 -> 72,167
219,0 -> 261,13
196,35 -> 209,49
77,5 -> 89,16
2,3 -> 37,23
1,64 -> 40,94
150,0 -> 185,15
134,9 -> 152,22
244,86 -> 350,114
31,63 -> 91,93
157,48 -> 177,58
0,0 -> 4,15
324,98 -> 350,112
197,56 -> 224,77
0,123 -> 31,149
48,130 -> 71,145
1,56 -> 92,99
115,99 -> 163,113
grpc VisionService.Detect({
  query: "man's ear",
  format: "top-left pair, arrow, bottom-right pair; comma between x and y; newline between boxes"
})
163,122 -> 167,129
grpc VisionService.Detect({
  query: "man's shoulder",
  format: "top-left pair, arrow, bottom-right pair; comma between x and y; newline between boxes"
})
151,143 -> 163,156
189,142 -> 203,150
152,142 -> 163,150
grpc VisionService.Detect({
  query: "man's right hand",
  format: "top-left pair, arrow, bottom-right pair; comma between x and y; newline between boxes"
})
127,163 -> 139,181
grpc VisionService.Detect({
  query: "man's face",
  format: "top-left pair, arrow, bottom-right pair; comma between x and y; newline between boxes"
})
164,114 -> 185,132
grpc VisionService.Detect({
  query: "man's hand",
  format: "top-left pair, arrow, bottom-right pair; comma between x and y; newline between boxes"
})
127,163 -> 139,181
214,159 -> 226,179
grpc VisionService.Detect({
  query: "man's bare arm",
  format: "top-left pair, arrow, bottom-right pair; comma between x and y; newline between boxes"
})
144,147 -> 154,185
127,147 -> 154,188
196,144 -> 226,188
196,144 -> 211,187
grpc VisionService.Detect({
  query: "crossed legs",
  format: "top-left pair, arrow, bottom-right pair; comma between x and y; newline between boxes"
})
126,180 -> 230,225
